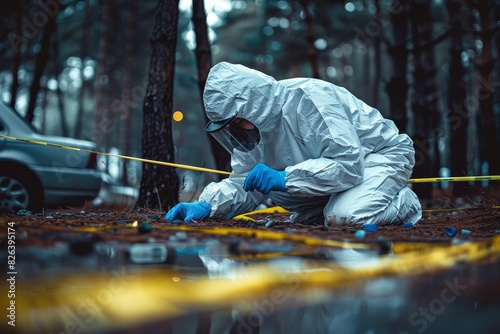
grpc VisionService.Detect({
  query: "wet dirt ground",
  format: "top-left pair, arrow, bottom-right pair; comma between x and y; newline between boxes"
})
1,188 -> 500,334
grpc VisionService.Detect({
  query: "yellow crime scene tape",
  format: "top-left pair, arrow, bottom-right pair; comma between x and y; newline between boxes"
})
7,133 -> 499,218
6,216 -> 454,258
2,134 -> 500,182
408,175 -> 500,183
62,216 -> 488,256
70,220 -> 376,250
8,234 -> 500,334
0,134 -> 232,176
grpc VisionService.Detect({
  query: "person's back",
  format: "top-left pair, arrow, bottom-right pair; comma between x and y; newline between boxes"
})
278,77 -> 408,159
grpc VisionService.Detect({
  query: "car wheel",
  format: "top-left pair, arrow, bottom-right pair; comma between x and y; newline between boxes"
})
0,170 -> 44,213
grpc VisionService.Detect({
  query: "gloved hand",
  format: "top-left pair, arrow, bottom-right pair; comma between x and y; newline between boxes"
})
243,162 -> 286,195
165,202 -> 211,222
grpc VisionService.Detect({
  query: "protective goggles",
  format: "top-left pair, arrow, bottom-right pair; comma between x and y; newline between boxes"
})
206,116 -> 260,153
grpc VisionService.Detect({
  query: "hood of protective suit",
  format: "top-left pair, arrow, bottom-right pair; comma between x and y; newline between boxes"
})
203,62 -> 286,133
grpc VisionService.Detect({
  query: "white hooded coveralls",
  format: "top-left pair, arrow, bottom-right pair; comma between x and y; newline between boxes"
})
199,62 -> 422,225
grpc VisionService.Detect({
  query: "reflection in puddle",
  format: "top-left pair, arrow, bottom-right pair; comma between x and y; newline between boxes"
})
5,235 -> 500,334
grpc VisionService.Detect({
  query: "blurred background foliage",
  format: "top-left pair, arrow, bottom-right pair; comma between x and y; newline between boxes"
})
0,0 -> 499,200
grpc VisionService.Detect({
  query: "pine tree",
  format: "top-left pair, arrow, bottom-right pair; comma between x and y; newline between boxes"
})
136,0 -> 180,210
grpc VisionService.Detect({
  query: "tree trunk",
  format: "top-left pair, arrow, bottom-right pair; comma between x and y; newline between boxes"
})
75,0 -> 91,139
52,23 -> 68,137
300,0 -> 319,79
192,0 -> 230,179
409,0 -> 439,199
94,0 -> 111,149
372,0 -> 381,107
299,0 -> 319,78
477,0 -> 498,175
446,0 -> 468,195
120,0 -> 137,184
9,2 -> 23,109
104,5 -> 122,151
192,0 -> 211,102
136,0 -> 180,211
25,4 -> 57,123
386,0 -> 408,132
40,88 -> 48,133
495,3 -> 500,152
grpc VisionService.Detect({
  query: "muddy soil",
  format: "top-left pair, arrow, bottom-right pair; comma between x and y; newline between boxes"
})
1,189 -> 499,334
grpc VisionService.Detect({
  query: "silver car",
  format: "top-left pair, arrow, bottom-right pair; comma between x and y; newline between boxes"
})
0,102 -> 102,213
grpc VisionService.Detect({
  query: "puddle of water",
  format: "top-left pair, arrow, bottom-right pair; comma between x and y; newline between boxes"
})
4,237 -> 500,334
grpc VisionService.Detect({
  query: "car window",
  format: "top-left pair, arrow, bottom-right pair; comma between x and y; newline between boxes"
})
0,121 -> 4,132
1,102 -> 41,134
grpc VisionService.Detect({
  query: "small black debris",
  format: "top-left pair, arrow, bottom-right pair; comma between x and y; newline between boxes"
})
138,221 -> 152,234
377,237 -> 391,255
69,233 -> 99,256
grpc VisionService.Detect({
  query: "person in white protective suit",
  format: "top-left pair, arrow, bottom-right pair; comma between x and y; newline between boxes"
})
165,62 -> 422,226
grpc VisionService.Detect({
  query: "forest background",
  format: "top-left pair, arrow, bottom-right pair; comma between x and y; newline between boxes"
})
0,0 -> 499,210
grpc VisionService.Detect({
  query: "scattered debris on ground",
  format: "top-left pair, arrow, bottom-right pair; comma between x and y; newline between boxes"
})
1,190 -> 499,334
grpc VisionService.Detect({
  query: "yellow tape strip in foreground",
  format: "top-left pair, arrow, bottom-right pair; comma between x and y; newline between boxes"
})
58,218 -> 485,256
11,235 -> 500,333
21,220 -> 451,257
71,222 -> 375,250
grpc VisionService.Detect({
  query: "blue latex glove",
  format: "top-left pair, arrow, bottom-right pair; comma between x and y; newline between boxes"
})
165,202 -> 211,222
243,163 -> 286,195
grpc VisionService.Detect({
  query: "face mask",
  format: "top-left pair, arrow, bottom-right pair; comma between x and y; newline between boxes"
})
206,117 -> 261,154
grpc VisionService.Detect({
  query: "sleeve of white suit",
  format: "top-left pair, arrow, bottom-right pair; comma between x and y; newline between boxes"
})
198,175 -> 267,219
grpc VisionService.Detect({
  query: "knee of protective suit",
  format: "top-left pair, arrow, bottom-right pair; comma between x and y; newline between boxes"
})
324,205 -> 358,225
322,192 -> 381,226
324,186 -> 423,226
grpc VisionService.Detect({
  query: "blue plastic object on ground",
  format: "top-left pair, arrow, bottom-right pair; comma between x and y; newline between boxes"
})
403,222 -> 413,227
446,227 -> 457,237
461,229 -> 471,236
363,224 -> 377,232
354,230 -> 366,239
